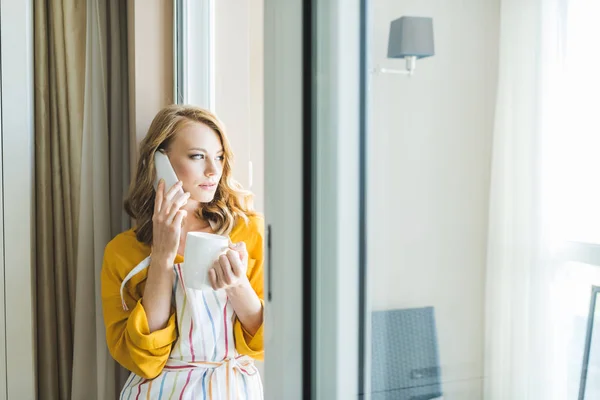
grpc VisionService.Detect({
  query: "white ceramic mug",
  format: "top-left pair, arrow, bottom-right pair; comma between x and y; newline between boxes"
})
181,231 -> 229,290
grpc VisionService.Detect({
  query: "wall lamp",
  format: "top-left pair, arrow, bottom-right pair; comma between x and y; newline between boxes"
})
372,16 -> 435,77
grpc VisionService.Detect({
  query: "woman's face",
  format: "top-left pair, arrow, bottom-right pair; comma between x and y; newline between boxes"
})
165,121 -> 224,203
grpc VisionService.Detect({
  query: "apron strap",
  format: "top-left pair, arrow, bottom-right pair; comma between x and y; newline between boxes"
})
119,255 -> 152,311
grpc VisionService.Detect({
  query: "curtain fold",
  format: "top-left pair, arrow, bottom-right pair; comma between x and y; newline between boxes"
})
71,0 -> 131,399
484,0 -> 570,398
107,0 -> 133,392
34,0 -> 130,398
108,0 -> 132,239
34,0 -> 86,398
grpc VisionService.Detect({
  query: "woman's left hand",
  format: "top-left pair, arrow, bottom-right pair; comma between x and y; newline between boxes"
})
209,241 -> 249,290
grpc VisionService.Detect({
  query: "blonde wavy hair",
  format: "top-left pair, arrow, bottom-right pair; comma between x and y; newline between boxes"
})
124,104 -> 254,245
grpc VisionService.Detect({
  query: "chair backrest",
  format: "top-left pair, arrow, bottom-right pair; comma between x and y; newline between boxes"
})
579,286 -> 600,400
370,306 -> 443,400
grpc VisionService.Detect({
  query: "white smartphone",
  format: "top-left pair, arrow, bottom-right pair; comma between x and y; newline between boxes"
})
154,151 -> 181,193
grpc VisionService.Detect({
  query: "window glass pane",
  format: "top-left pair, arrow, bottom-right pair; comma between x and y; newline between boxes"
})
366,1 -> 499,398
544,0 -> 600,245
364,1 -> 600,399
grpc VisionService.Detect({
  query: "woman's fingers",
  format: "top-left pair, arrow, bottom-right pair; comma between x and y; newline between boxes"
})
163,181 -> 184,215
226,248 -> 244,278
209,268 -> 218,290
209,244 -> 251,291
173,209 -> 187,228
166,192 -> 190,224
216,255 -> 230,286
166,181 -> 183,199
154,179 -> 165,214
230,242 -> 248,263
211,261 -> 224,290
220,253 -> 235,284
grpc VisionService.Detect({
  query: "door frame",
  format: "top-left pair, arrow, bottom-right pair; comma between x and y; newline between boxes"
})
262,0 -> 307,397
0,0 -> 36,398
310,0 -> 363,397
264,0 -> 365,398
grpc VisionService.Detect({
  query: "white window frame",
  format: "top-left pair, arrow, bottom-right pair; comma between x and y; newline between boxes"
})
173,0 -> 215,110
262,0 -> 305,397
311,0 -> 362,398
174,0 -> 308,397
0,0 -> 36,398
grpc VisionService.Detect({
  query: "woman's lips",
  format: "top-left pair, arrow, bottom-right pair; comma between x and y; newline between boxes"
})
199,183 -> 217,190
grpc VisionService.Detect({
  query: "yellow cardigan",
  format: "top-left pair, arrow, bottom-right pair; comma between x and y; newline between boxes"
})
101,215 -> 264,379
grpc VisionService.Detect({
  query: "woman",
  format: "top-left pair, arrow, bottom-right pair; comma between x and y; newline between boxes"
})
101,105 -> 264,399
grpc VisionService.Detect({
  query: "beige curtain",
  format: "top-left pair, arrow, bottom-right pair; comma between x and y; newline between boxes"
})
71,0 -> 131,399
34,1 -> 85,398
34,0 -> 130,399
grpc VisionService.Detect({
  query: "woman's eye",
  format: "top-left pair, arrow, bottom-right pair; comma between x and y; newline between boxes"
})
216,155 -> 225,161
190,154 -> 204,160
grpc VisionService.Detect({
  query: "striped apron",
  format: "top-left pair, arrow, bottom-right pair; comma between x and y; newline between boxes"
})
119,256 -> 263,399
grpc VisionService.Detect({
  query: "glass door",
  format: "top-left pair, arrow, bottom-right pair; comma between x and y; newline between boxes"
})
265,0 -> 600,398
361,1 -> 600,399
362,1 -> 498,397
266,0 -> 364,397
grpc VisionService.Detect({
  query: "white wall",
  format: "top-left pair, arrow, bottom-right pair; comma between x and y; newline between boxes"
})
215,0 -> 264,212
367,1 -> 499,398
127,0 -> 174,168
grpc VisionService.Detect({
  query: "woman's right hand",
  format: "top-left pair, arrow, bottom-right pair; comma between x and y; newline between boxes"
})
151,179 -> 191,266
143,179 -> 190,332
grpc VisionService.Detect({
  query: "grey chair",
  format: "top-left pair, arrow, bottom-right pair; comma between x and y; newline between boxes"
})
370,307 -> 443,400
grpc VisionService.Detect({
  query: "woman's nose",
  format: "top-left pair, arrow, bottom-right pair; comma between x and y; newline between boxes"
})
205,160 -> 217,176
